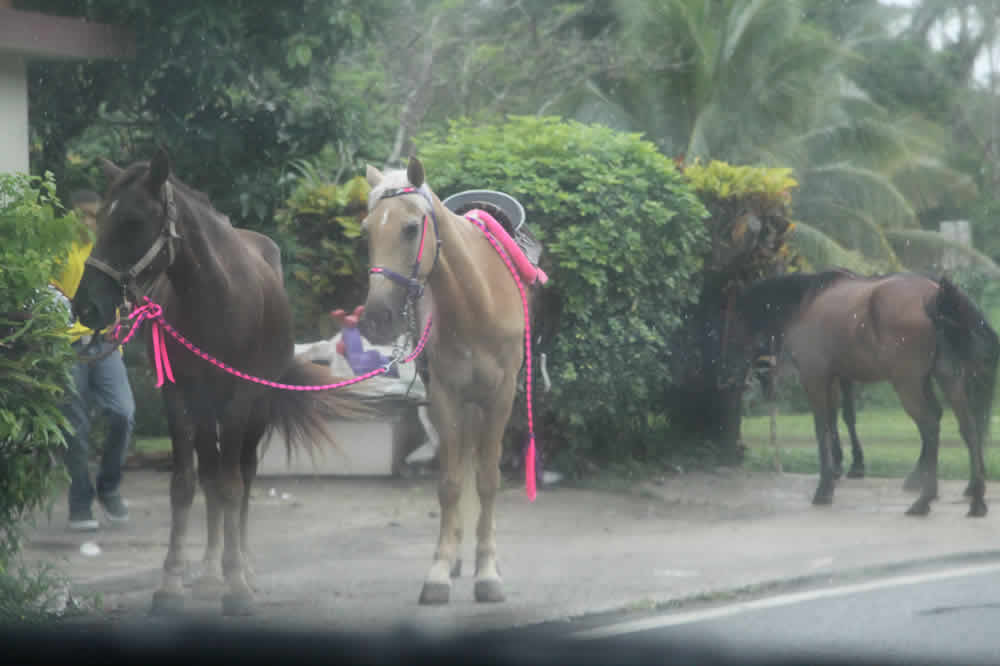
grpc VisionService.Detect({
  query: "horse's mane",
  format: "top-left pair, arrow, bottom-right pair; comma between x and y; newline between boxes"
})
737,267 -> 955,338
736,269 -> 855,337
110,161 -> 232,227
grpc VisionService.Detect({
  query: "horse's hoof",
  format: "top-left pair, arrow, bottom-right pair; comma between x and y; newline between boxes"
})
450,558 -> 462,579
221,591 -> 255,616
191,575 -> 226,601
811,492 -> 833,506
418,581 -> 451,606
150,589 -> 185,616
474,579 -> 506,604
846,465 -> 865,479
968,501 -> 988,518
902,472 -> 923,493
906,500 -> 931,516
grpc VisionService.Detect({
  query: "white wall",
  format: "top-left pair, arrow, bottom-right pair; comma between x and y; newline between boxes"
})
0,53 -> 29,175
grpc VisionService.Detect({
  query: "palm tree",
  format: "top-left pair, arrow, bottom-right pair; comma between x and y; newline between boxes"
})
572,0 -> 979,271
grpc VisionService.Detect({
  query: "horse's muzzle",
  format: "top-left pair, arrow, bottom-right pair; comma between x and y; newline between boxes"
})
73,265 -> 120,332
358,304 -> 396,346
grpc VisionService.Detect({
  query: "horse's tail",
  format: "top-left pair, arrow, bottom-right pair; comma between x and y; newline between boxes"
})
927,276 -> 1000,444
264,357 -> 405,468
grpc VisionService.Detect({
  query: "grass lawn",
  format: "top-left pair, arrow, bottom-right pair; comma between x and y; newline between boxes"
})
742,408 -> 1000,480
741,406 -> 975,444
134,437 -> 171,455
135,407 -> 1000,482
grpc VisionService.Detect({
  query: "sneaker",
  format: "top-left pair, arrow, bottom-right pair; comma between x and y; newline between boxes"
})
98,494 -> 129,524
68,507 -> 99,532
405,441 -> 438,465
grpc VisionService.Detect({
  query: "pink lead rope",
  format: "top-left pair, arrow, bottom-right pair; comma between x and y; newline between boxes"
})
111,298 -> 433,391
464,209 -> 540,502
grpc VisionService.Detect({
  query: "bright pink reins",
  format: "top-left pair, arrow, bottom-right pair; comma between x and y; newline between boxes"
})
111,299 -> 433,391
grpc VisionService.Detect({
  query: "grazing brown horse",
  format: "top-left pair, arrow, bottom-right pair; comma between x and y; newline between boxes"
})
73,148 -> 379,616
359,157 -> 540,605
727,270 -> 999,517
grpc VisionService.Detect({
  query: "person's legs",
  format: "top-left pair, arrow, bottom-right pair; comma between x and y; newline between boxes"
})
90,343 -> 136,523
60,355 -> 97,530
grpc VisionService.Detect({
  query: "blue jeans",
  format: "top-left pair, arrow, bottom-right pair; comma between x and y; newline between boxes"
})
60,340 -> 136,514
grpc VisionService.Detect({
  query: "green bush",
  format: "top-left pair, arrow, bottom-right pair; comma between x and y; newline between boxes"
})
275,174 -> 371,340
412,116 -> 710,466
0,172 -> 78,607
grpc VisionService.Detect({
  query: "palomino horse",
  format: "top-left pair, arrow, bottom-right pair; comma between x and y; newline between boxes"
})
727,270 -> 999,517
73,148 -> 379,615
359,157 -> 543,604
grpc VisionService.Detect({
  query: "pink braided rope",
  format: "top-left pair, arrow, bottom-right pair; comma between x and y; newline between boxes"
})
464,211 -> 538,502
112,298 -> 433,391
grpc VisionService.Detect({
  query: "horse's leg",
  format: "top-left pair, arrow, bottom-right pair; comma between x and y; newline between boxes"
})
842,380 -> 866,479
420,387 -> 468,606
218,418 -> 254,615
896,375 -> 942,516
830,404 -> 845,481
806,377 -> 837,505
151,386 -> 196,614
937,370 -> 988,516
191,423 -> 226,600
900,381 -> 930,493
825,378 -> 846,479
473,379 -> 518,604
239,420 -> 266,592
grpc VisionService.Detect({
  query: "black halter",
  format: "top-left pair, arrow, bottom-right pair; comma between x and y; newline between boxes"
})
84,181 -> 181,302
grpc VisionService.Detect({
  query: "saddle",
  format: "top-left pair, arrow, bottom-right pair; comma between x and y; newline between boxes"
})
441,190 -> 544,269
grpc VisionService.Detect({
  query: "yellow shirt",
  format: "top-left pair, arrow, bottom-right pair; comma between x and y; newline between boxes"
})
50,240 -> 120,346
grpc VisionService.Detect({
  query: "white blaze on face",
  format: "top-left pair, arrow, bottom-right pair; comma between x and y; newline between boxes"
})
380,209 -> 390,228
108,200 -> 119,216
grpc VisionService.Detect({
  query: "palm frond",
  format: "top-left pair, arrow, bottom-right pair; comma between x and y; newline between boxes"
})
786,221 -> 885,274
800,163 -> 918,229
887,228 -> 1000,278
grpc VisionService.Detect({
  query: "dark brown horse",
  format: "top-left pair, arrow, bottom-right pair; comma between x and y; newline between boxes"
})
73,148 -> 380,616
728,269 -> 999,517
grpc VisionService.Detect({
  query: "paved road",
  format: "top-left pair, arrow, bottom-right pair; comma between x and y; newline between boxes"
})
571,562 -> 1000,665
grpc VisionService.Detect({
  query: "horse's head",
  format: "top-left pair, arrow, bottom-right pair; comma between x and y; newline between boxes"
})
717,300 -> 762,390
74,147 -> 179,331
358,157 -> 441,345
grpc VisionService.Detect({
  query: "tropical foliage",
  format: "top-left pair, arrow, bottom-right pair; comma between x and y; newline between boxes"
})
664,160 -> 802,460
276,174 -> 371,339
0,173 -> 78,609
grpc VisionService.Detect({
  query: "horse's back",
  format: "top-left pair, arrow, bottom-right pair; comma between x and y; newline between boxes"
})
809,272 -> 937,326
237,229 -> 283,284
869,273 -> 939,326
793,272 -> 940,381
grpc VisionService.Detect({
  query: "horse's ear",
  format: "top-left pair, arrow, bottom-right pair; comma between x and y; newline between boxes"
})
148,146 -> 171,194
407,156 -> 425,189
366,164 -> 384,187
99,158 -> 123,184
